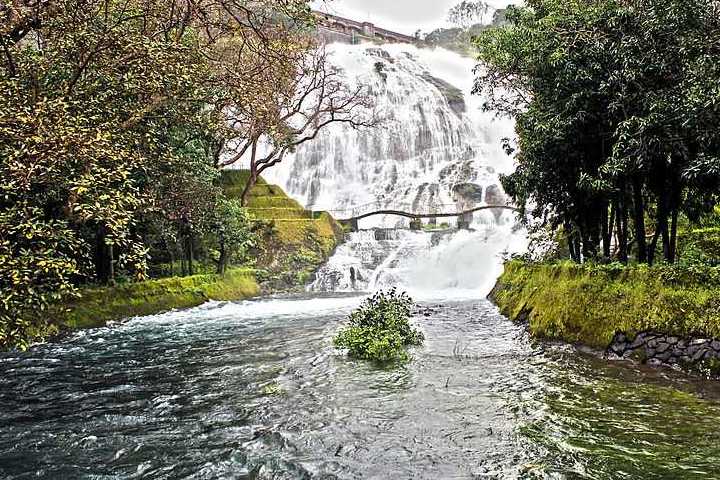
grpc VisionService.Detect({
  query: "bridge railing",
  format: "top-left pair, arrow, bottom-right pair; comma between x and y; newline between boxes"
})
312,201 -> 509,221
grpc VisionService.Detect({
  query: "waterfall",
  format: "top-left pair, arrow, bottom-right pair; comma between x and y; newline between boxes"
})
264,43 -> 527,298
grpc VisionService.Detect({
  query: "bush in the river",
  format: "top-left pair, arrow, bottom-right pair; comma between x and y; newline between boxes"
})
334,289 -> 424,363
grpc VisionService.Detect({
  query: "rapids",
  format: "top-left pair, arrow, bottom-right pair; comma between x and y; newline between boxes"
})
3,297 -> 720,479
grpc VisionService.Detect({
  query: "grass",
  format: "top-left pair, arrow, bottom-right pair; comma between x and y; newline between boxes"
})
220,170 -> 344,290
250,208 -> 314,220
491,261 -> 720,348
37,170 -> 339,343
58,269 -> 259,330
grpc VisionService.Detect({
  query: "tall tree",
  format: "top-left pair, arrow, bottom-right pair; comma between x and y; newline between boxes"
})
474,0 -> 720,264
218,43 -> 376,206
0,0 -> 319,347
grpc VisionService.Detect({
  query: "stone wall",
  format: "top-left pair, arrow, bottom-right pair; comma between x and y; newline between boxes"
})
608,332 -> 720,374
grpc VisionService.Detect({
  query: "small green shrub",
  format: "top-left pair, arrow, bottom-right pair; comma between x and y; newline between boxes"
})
334,289 -> 424,363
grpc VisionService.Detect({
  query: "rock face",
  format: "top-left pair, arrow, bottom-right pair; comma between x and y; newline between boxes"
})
608,331 -> 720,375
421,73 -> 466,116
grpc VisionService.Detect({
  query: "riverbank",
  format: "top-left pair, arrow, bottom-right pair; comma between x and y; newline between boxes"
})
58,268 -> 260,331
490,260 -> 720,374
30,173 -> 345,349
7,294 -> 720,478
221,170 -> 344,292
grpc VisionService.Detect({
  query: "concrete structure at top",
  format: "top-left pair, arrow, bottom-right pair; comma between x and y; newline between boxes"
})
314,11 -> 419,45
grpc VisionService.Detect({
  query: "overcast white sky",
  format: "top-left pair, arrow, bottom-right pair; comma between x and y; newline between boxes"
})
311,0 -> 515,36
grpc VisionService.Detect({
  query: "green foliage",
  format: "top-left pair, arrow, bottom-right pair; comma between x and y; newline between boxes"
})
475,0 -> 720,264
334,289 -> 424,363
492,260 -> 720,349
0,205 -> 85,349
678,228 -> 720,266
0,1 -> 316,348
209,199 -> 257,274
261,382 -> 285,396
59,269 -> 259,331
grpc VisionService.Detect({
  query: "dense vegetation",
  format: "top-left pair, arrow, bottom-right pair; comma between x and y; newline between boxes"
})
0,1 -> 367,349
492,260 -> 720,349
334,289 -> 424,363
474,0 -> 720,264
421,5 -> 508,55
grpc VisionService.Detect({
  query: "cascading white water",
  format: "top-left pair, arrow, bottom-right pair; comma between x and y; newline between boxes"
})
264,43 -> 527,299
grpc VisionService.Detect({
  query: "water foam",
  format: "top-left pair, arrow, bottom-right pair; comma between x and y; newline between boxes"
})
262,42 -> 527,300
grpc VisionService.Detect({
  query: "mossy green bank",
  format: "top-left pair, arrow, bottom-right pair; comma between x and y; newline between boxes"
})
57,268 -> 259,331
490,260 -> 720,349
44,172 -> 342,343
221,170 -> 344,290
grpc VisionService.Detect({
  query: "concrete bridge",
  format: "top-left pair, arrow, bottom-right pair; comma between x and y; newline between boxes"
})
320,202 -> 519,232
314,11 -> 418,45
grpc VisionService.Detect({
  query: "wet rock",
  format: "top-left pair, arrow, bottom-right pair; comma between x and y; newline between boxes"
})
421,73 -> 466,115
712,340 -> 720,351
484,184 -> 508,206
452,183 -> 484,203
692,348 -> 709,362
656,350 -> 673,363
609,343 -> 627,357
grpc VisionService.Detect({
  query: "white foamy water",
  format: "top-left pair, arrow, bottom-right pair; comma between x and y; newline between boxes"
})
261,42 -> 527,299
263,43 -> 517,226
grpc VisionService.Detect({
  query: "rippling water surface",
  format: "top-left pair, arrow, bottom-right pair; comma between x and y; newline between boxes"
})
2,295 -> 720,479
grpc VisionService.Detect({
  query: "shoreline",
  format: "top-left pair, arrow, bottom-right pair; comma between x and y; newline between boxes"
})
54,268 -> 261,333
489,260 -> 720,377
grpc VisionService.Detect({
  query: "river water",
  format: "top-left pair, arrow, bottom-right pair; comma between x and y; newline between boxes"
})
2,292 -> 720,479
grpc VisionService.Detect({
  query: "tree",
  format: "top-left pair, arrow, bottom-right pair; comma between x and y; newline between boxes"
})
0,0 -> 319,347
218,43 -> 376,206
474,0 -> 720,264
448,1 -> 491,28
210,199 -> 256,274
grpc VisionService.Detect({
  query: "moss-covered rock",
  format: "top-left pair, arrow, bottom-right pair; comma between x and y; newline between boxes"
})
221,170 -> 343,292
56,269 -> 259,331
490,261 -> 720,349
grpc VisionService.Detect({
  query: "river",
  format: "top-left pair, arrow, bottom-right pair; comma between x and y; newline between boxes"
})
2,292 -> 720,479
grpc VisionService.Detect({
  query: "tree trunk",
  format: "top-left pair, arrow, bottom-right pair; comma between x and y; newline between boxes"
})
648,227 -> 662,266
614,191 -> 629,263
94,224 -> 114,285
632,176 -> 648,263
107,243 -> 115,285
217,238 -> 228,275
241,142 -> 260,207
240,167 -> 257,207
669,208 -> 679,263
619,204 -> 629,264
186,233 -> 194,276
666,170 -> 682,264
602,203 -> 614,259
566,223 -> 580,263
